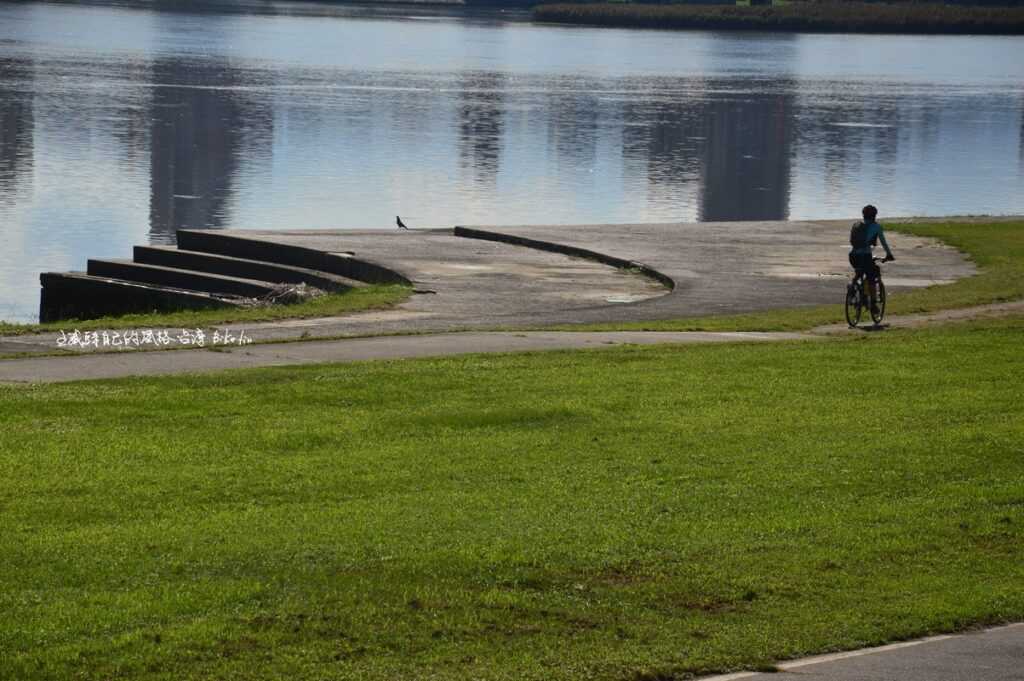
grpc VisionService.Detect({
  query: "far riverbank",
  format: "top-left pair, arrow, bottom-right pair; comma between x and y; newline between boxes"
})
533,2 -> 1024,34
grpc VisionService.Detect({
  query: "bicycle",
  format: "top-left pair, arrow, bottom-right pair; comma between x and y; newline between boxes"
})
845,257 -> 887,328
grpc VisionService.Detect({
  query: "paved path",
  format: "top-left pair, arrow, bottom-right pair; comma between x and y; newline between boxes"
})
0,330 -> 814,384
702,622 -> 1024,681
3,299 -> 1022,384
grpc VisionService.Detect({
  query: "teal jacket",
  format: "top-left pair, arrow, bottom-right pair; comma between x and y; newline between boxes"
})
851,221 -> 893,258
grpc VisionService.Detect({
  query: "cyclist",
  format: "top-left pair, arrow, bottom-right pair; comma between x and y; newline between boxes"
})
849,204 -> 894,316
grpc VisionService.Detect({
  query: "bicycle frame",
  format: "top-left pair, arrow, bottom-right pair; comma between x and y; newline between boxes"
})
846,257 -> 886,328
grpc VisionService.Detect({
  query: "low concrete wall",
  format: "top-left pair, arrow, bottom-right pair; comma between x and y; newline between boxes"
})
453,226 -> 675,291
133,247 -> 362,293
39,273 -> 238,323
87,260 -> 275,298
177,230 -> 412,286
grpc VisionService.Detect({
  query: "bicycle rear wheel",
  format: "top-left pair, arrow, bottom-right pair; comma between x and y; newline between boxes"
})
845,282 -> 863,327
871,279 -> 886,324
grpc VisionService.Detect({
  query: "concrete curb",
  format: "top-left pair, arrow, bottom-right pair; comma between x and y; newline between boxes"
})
133,246 -> 364,293
177,229 -> 412,286
453,225 -> 676,290
87,259 -> 277,298
38,272 -> 243,323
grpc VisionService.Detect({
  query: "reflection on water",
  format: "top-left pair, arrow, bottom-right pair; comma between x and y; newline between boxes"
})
0,58 -> 33,203
148,58 -> 271,242
458,71 -> 505,188
615,79 -> 796,222
1,0 -> 1023,321
699,86 -> 795,222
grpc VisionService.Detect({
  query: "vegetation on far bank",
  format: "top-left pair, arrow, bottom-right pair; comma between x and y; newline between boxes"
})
559,220 -> 1024,332
0,285 -> 411,337
2,317 -> 1022,680
534,2 -> 1024,34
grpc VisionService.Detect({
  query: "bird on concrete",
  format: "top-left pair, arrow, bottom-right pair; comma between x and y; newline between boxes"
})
396,215 -> 409,230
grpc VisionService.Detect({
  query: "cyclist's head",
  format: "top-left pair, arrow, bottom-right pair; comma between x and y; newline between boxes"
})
862,204 -> 878,222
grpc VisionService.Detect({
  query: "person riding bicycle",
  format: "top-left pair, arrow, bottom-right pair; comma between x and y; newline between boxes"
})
849,204 -> 894,315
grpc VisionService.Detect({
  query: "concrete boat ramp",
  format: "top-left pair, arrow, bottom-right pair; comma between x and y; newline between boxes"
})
2,219 -> 974,377
176,220 -> 969,341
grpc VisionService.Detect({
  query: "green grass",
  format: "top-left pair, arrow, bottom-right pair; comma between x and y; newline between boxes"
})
0,285 -> 411,337
559,220 -> 1024,332
2,318 -> 1022,680
534,2 -> 1024,35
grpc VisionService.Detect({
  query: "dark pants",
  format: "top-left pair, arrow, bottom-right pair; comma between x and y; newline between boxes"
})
849,252 -> 879,282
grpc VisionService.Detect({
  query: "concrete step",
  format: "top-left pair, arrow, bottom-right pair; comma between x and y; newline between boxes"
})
87,259 -> 276,298
176,230 -> 411,285
133,246 -> 364,293
39,272 -> 242,323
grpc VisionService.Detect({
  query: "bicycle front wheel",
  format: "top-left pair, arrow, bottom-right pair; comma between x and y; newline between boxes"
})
845,283 -> 862,327
871,280 -> 886,324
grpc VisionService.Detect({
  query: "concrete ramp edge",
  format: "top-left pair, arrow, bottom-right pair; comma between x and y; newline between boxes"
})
453,226 -> 675,291
176,230 -> 413,287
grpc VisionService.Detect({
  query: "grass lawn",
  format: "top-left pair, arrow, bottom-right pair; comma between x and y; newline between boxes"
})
2,318 -> 1022,680
560,220 -> 1024,333
0,285 -> 411,337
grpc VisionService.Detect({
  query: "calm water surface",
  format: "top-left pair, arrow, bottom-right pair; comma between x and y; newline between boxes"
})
2,0 -> 1023,321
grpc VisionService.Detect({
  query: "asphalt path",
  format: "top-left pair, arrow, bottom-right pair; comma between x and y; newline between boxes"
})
0,330 -> 812,383
701,622 -> 1024,681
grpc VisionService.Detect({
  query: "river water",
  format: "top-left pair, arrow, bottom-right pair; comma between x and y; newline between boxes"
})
1,0 -> 1023,322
